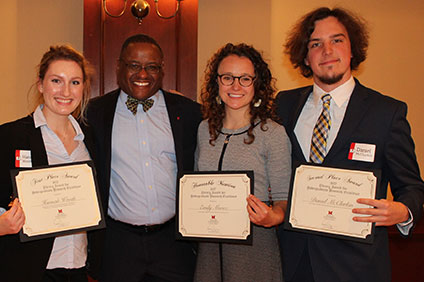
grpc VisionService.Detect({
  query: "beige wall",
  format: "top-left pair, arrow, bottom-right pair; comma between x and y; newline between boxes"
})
199,0 -> 424,176
0,0 -> 83,124
198,0 -> 272,94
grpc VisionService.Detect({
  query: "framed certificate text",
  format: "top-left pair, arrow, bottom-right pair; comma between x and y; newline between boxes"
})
11,161 -> 105,242
176,171 -> 253,244
284,164 -> 380,243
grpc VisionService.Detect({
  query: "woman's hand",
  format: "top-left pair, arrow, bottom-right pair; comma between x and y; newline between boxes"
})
0,198 -> 25,236
247,195 -> 286,227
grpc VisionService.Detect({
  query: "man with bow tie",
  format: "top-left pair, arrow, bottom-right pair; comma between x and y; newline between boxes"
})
87,34 -> 201,282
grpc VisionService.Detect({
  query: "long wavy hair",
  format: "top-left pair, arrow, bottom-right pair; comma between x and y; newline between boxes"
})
31,45 -> 93,121
285,7 -> 369,78
201,43 -> 276,145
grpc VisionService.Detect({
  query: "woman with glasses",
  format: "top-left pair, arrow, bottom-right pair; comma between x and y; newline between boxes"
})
0,45 -> 98,282
194,43 -> 291,282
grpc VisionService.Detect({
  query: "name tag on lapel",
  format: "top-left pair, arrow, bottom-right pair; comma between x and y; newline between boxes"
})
348,143 -> 376,162
15,150 -> 32,168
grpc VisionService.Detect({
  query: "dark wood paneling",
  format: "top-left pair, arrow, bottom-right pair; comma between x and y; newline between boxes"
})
84,0 -> 197,100
176,0 -> 198,100
389,217 -> 424,281
84,0 -> 103,98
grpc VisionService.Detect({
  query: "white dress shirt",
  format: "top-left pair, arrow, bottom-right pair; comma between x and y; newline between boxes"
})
34,105 -> 90,269
294,76 -> 355,160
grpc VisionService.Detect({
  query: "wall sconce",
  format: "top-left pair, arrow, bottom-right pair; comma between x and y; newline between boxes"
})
154,0 -> 181,19
103,0 -> 182,24
131,0 -> 150,23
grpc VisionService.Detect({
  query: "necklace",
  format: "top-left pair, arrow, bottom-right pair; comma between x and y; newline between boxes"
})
217,122 -> 260,171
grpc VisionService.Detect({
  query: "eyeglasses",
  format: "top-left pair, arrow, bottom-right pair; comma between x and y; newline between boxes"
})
217,74 -> 256,87
120,60 -> 162,74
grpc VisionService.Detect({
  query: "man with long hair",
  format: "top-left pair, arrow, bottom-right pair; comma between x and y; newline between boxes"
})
276,7 -> 424,282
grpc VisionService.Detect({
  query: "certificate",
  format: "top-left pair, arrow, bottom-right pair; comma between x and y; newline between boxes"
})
284,164 -> 379,243
11,161 -> 105,242
176,171 -> 253,244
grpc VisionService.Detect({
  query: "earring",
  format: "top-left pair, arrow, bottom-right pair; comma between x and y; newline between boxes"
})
253,99 -> 262,108
216,96 -> 222,105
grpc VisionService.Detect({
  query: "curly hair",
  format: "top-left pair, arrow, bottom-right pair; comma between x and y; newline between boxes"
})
285,7 -> 369,78
32,45 -> 93,121
201,43 -> 276,145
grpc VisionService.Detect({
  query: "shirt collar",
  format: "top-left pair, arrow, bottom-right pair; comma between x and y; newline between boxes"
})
34,105 -> 48,128
312,76 -> 355,107
33,105 -> 85,141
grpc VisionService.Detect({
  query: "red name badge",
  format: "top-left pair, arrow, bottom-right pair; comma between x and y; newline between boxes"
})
15,150 -> 32,168
348,143 -> 376,163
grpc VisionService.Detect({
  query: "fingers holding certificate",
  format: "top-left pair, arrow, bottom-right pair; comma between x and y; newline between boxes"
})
352,198 -> 410,226
247,194 -> 286,228
284,164 -> 380,243
0,198 -> 25,235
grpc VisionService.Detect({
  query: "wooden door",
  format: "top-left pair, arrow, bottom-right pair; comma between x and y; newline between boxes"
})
83,0 -> 198,100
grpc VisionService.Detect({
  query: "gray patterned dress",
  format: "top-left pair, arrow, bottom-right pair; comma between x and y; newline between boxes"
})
194,119 -> 291,282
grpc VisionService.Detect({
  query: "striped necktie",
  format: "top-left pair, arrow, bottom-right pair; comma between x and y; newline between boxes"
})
125,96 -> 154,115
310,94 -> 332,163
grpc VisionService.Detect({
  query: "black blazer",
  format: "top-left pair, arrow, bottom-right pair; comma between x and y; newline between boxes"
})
86,89 -> 202,215
276,79 -> 424,282
0,115 -> 98,282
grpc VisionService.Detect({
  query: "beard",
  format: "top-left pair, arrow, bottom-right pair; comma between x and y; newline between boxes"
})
316,73 -> 344,85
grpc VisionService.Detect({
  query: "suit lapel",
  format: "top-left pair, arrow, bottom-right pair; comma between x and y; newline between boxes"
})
324,80 -> 371,162
24,116 -> 48,167
81,123 -> 96,161
97,90 -> 120,186
290,87 -> 312,162
163,90 -> 184,171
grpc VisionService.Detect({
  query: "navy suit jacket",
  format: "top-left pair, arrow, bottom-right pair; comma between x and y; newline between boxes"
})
276,79 -> 424,282
0,115 -> 98,282
86,89 -> 202,214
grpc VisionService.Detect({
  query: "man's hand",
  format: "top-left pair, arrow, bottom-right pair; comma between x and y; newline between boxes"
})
352,198 -> 409,226
0,198 -> 25,235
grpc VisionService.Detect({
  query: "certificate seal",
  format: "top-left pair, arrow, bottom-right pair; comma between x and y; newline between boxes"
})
53,208 -> 68,227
